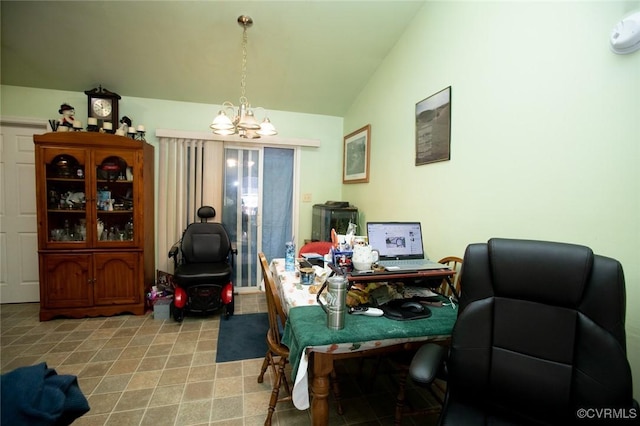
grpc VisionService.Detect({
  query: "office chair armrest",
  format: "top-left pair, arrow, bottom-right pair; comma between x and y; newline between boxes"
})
168,244 -> 179,259
168,243 -> 182,269
228,243 -> 237,268
409,343 -> 448,386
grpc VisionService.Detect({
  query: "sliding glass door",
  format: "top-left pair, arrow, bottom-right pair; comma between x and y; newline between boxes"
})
222,146 -> 294,289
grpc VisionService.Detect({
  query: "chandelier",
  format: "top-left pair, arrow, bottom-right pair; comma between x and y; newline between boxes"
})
210,15 -> 277,139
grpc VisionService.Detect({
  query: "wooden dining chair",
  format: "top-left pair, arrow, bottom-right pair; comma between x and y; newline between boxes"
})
257,253 -> 291,425
436,256 -> 463,299
257,253 -> 343,424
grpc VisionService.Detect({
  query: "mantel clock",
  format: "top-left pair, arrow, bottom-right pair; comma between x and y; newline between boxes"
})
84,86 -> 121,126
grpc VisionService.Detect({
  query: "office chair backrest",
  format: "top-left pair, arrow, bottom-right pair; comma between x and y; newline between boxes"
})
181,206 -> 232,264
446,238 -> 633,424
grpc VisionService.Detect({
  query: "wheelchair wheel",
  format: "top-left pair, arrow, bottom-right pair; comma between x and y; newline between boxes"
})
172,304 -> 184,322
224,299 -> 234,319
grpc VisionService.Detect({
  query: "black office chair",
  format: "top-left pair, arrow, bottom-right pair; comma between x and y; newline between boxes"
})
408,238 -> 638,425
168,206 -> 236,322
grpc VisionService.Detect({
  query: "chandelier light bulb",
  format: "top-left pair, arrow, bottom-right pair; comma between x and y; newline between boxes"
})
257,118 -> 278,136
211,110 -> 234,131
238,109 -> 260,130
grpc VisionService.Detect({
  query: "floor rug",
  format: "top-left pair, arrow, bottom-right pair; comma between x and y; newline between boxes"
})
216,313 -> 268,363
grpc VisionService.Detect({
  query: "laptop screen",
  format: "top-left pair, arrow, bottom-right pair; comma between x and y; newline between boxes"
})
367,222 -> 426,260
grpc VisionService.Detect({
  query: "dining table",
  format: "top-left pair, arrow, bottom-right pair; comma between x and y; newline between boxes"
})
269,258 -> 458,425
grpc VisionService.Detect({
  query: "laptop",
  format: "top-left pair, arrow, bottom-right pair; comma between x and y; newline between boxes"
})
366,222 -> 447,271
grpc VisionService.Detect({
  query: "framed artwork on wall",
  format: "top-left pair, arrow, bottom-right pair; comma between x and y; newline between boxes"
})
343,124 -> 371,183
415,86 -> 451,166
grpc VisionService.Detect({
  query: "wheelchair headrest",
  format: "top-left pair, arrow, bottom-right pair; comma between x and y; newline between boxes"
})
197,206 -> 216,222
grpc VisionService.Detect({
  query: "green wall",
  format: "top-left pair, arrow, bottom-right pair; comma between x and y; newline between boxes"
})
2,0 -> 638,401
0,84 -> 345,246
343,1 -> 640,399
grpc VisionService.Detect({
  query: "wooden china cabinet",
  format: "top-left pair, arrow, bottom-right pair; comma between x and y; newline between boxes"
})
34,132 -> 154,321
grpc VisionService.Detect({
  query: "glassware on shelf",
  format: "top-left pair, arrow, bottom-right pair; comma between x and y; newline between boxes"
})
125,217 -> 134,241
48,189 -> 59,208
97,219 -> 105,240
62,220 -> 71,241
50,229 -> 64,241
76,219 -> 87,241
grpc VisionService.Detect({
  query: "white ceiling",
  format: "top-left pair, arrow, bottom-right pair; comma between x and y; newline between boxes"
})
1,1 -> 425,117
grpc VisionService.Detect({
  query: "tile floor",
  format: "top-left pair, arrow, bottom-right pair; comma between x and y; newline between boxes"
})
0,293 -> 440,425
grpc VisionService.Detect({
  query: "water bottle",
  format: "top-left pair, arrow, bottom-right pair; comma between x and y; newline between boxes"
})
323,275 -> 347,330
285,241 -> 295,272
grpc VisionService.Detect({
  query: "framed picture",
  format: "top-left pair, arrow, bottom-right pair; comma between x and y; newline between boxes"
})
415,86 -> 451,166
343,124 -> 371,183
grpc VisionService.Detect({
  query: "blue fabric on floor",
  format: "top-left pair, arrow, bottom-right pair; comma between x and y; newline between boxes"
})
1,362 -> 90,426
216,313 -> 268,363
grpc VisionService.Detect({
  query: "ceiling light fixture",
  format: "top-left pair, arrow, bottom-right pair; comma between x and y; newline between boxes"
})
210,15 -> 277,139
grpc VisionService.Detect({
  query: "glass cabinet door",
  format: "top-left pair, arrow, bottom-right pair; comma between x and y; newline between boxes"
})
43,149 -> 89,248
94,151 -> 136,246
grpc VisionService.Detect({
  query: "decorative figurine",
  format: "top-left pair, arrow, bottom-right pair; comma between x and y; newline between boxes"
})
58,103 -> 75,128
118,116 -> 132,134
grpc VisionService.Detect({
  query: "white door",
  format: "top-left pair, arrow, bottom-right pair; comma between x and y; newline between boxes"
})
0,120 -> 46,303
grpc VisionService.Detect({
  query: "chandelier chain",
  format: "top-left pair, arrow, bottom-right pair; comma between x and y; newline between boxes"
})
240,26 -> 248,105
210,15 -> 277,138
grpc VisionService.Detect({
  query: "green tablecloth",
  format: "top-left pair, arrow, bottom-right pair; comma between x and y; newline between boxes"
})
282,302 -> 457,384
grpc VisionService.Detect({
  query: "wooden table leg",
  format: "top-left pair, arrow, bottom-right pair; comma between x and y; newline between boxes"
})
310,352 -> 333,426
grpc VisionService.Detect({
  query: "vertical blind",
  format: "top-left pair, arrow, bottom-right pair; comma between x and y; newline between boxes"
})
156,137 -> 223,272
155,129 -> 317,274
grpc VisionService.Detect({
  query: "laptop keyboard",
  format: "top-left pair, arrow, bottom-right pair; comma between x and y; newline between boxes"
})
379,259 -> 426,267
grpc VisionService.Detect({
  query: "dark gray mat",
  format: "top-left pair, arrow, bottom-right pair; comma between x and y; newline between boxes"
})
216,313 -> 268,363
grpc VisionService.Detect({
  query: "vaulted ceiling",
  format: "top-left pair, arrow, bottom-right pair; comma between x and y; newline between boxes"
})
1,1 -> 425,117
